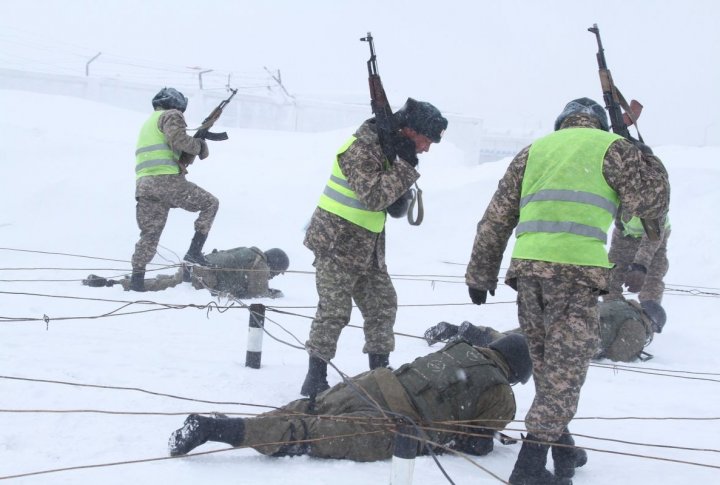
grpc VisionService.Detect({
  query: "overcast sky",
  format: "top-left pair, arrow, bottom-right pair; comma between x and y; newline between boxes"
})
3,0 -> 719,146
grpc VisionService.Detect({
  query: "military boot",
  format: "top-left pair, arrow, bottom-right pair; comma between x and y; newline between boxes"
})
551,428 -> 587,479
509,434 -> 572,485
368,353 -> 390,370
452,321 -> 498,347
183,231 -> 211,266
168,414 -> 245,457
300,355 -> 330,397
129,270 -> 145,292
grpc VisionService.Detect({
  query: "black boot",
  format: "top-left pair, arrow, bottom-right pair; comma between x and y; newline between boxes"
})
129,270 -> 145,292
552,428 -> 587,479
183,231 -> 211,266
451,321 -> 497,347
423,321 -> 459,345
368,353 -> 390,370
300,355 -> 330,397
168,414 -> 245,457
509,434 -> 572,485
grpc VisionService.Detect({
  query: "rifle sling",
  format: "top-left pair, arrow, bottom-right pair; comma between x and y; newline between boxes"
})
615,87 -> 644,142
407,182 -> 424,226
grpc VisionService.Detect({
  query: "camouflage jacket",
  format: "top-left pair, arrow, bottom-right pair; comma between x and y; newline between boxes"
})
135,109 -> 206,198
304,120 -> 419,271
466,114 -> 670,292
192,247 -> 272,298
614,206 -> 672,269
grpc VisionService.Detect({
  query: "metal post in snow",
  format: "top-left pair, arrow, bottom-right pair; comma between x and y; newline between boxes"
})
390,424 -> 418,485
85,52 -> 102,76
245,303 -> 265,369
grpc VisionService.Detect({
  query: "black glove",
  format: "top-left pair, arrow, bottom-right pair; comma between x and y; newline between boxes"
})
468,287 -> 495,305
392,134 -> 418,167
624,263 -> 647,292
198,139 -> 209,160
387,190 -> 413,218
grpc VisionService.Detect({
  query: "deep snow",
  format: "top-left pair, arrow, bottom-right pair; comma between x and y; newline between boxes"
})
0,89 -> 719,484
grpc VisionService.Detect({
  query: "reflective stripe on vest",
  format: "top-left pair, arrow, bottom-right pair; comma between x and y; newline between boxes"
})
135,111 -> 180,179
512,128 -> 622,267
317,136 -> 386,233
622,215 -> 672,238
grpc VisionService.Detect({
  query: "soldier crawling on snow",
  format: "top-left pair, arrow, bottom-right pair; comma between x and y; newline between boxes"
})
83,247 -> 289,299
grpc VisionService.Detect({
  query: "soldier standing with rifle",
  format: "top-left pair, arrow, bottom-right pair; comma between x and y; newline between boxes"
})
300,33 -> 448,398
464,25 -> 671,482
129,87 -> 236,292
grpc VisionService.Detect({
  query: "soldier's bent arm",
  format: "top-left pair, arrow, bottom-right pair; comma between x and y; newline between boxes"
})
603,141 -> 670,221
338,141 -> 419,212
158,110 -> 206,158
466,148 -> 527,290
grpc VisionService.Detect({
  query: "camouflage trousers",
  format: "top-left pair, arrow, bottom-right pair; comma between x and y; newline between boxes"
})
517,277 -> 600,442
606,229 -> 670,303
306,256 -> 397,360
242,368 -> 417,461
131,175 -> 219,270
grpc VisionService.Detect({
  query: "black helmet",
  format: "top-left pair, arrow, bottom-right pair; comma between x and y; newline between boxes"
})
264,248 -> 289,275
641,300 -> 667,333
489,333 -> 532,385
394,98 -> 448,143
152,87 -> 188,112
554,97 -> 609,131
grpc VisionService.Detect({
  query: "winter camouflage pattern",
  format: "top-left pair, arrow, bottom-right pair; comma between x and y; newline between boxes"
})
606,220 -> 670,303
465,114 -> 670,442
306,257 -> 397,360
304,120 -> 420,360
237,347 -> 514,461
119,268 -> 184,292
303,120 -> 419,271
517,277 -> 600,441
131,110 -> 218,271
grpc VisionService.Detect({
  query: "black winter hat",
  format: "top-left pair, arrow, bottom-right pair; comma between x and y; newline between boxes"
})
152,87 -> 188,112
489,333 -> 533,385
554,97 -> 609,131
264,248 -> 290,274
641,300 -> 667,333
394,98 -> 448,143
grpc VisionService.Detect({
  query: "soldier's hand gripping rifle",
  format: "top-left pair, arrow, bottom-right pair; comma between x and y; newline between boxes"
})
360,32 -> 423,225
179,87 -> 238,174
588,24 -> 661,241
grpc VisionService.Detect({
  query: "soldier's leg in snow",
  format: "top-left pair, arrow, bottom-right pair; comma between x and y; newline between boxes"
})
519,277 -> 600,442
306,257 -> 357,360
640,230 -> 670,303
165,176 -> 219,235
353,267 -> 397,358
131,196 -> 170,270
605,228 -> 638,301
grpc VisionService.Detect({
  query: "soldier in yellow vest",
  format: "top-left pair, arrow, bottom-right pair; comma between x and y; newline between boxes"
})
130,87 -> 219,292
465,98 -> 670,485
301,98 -> 448,398
605,208 -> 671,310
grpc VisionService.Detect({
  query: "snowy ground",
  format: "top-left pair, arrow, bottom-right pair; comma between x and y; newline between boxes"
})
0,90 -> 718,484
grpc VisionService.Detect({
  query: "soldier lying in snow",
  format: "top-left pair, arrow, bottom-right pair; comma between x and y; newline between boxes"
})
83,247 -> 289,299
424,299 -> 666,363
169,333 -> 576,472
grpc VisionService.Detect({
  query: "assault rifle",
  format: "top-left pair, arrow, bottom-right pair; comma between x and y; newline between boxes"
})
588,24 -> 661,241
179,87 -> 238,174
360,32 -> 423,225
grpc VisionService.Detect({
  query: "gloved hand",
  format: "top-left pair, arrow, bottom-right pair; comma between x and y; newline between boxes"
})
198,139 -> 209,160
392,134 -> 418,167
387,190 -> 413,218
468,287 -> 495,305
624,263 -> 647,292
